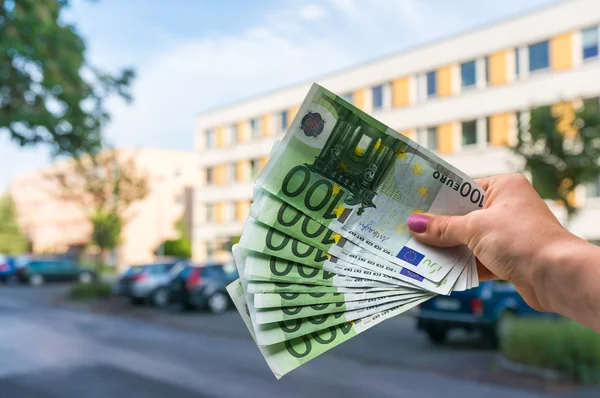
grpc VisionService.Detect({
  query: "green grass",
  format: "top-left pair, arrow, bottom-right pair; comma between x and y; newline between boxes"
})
502,317 -> 600,384
69,281 -> 113,301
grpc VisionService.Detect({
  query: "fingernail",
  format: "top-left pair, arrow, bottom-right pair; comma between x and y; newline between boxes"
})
407,214 -> 428,233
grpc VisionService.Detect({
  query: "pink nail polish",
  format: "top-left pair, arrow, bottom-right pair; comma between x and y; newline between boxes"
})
407,214 -> 428,233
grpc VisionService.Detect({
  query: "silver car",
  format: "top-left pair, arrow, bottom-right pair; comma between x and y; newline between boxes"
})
118,261 -> 188,307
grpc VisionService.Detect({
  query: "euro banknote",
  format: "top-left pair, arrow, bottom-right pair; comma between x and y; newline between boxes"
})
253,296 -> 423,345
239,219 -> 420,289
253,290 -> 423,309
246,281 -> 397,294
254,292 -> 430,325
256,83 -> 484,282
227,278 -> 429,379
249,187 -> 474,293
243,250 -> 400,288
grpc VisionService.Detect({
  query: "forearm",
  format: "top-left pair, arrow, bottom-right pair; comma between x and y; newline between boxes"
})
535,235 -> 600,332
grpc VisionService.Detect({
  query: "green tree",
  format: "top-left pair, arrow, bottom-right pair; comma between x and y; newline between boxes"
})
0,195 -> 28,254
514,101 -> 600,225
156,217 -> 192,259
0,0 -> 134,155
50,148 -> 149,269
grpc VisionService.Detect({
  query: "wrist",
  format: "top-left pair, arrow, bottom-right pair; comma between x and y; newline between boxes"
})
531,230 -> 588,313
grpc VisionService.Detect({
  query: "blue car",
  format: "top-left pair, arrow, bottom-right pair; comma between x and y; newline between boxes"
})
416,280 -> 555,347
0,255 -> 16,283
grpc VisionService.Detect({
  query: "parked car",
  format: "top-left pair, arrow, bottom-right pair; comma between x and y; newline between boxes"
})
167,262 -> 238,314
0,255 -> 15,284
118,261 -> 188,307
416,280 -> 556,347
17,258 -> 96,286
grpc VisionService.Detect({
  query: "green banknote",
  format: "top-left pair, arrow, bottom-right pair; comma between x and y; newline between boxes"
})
256,83 -> 483,282
227,278 -> 429,379
254,293 -> 430,324
244,250 -> 397,288
240,219 -> 418,289
253,296 -> 422,345
246,281 -> 396,294
249,187 -> 473,293
253,290 -> 420,309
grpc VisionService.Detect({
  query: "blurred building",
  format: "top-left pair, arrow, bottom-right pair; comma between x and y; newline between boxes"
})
10,148 -> 198,268
193,0 -> 600,261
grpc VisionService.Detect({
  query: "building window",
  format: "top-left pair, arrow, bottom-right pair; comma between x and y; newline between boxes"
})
250,118 -> 262,138
372,85 -> 383,110
484,55 -> 489,83
460,60 -> 476,88
228,164 -> 236,183
206,167 -> 214,184
583,26 -> 599,60
341,92 -> 353,104
230,125 -> 237,145
427,127 -> 438,150
205,130 -> 216,149
280,110 -> 288,132
461,120 -> 478,147
250,159 -> 260,178
515,48 -> 520,77
426,71 -> 436,98
528,40 -> 549,72
583,97 -> 600,114
206,204 -> 215,223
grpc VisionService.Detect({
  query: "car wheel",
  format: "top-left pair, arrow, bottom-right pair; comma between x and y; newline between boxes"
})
207,291 -> 229,314
6,275 -> 18,285
152,288 -> 169,309
426,326 -> 448,344
79,272 -> 93,284
130,297 -> 144,306
30,274 -> 44,287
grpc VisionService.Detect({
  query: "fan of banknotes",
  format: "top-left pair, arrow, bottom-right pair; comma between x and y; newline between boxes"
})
227,83 -> 485,379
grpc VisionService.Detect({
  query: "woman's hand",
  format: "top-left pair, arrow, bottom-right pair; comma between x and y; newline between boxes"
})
407,173 -> 579,313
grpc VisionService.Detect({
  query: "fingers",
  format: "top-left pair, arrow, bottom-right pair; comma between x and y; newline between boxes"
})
407,213 -> 470,247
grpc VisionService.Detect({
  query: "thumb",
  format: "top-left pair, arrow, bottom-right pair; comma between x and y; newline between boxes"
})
407,213 -> 470,247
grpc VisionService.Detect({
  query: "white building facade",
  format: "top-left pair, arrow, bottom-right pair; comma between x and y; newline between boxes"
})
194,0 -> 600,261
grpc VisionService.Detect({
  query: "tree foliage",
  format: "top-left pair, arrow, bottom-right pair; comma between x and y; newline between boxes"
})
156,216 -> 192,259
0,0 -> 134,155
49,148 -> 149,253
0,195 -> 28,254
514,102 -> 600,219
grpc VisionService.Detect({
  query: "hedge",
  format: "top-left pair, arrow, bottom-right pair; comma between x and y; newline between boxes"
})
502,317 -> 600,384
69,281 -> 114,301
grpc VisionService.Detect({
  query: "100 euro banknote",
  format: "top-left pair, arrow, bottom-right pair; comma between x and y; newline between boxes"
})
227,278 -> 428,379
256,83 -> 484,282
249,187 -> 475,293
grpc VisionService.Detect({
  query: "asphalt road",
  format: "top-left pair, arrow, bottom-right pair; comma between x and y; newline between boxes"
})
0,285 -> 594,398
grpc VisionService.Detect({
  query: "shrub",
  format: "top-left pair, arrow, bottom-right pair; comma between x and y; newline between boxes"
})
502,317 -> 600,384
69,281 -> 113,301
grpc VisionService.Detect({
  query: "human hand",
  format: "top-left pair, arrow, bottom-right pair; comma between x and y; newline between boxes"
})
407,173 -> 578,312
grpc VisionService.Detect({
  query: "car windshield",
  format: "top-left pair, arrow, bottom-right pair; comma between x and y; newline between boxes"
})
125,266 -> 145,275
145,263 -> 176,275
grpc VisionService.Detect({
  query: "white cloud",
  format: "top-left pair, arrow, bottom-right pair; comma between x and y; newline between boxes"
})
103,8 -> 359,150
300,4 -> 326,21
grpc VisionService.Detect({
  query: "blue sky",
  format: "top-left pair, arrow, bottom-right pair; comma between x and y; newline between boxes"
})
1,0 -> 559,191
